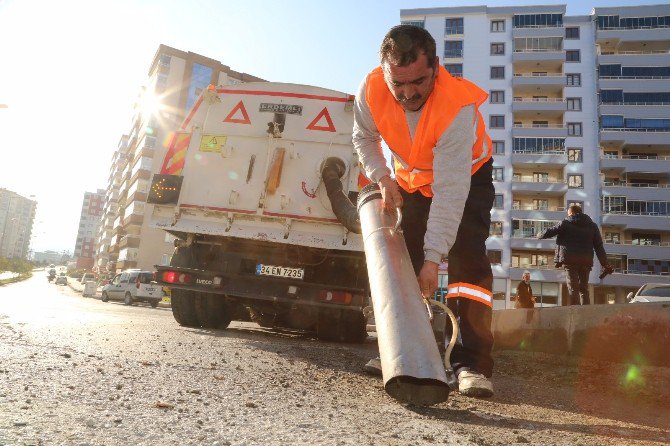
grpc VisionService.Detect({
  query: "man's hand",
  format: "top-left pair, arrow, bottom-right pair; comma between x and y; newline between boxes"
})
378,175 -> 403,212
418,261 -> 439,299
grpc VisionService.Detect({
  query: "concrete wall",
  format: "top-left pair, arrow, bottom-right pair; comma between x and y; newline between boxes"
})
492,303 -> 670,366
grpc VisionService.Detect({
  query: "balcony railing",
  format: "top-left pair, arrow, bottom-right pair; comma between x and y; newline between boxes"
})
513,48 -> 564,52
601,127 -> 670,132
599,76 -> 670,80
513,177 -> 566,184
513,149 -> 566,155
598,25 -> 670,31
602,181 -> 669,188
513,73 -> 564,77
511,264 -> 555,270
605,240 -> 670,247
599,50 -> 670,55
603,211 -> 670,217
513,124 -> 566,129
601,154 -> 670,160
514,24 -> 564,29
444,50 -> 464,58
513,97 -> 566,102
601,101 -> 670,106
611,269 -> 670,276
512,204 -> 565,211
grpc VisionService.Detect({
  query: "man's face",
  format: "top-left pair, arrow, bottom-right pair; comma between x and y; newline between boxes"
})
523,274 -> 530,283
382,53 -> 437,112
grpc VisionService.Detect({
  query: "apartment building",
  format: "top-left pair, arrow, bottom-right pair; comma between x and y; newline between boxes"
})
400,4 -> 670,308
0,188 -> 37,260
94,45 -> 265,275
73,189 -> 105,269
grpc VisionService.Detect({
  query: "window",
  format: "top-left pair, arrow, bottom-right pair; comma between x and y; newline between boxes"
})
445,18 -> 464,35
568,174 -> 583,188
490,90 -> 505,104
489,115 -> 505,128
533,172 -> 549,183
533,199 -> 549,210
491,43 -> 505,55
492,167 -> 504,181
490,221 -> 503,236
444,40 -> 463,58
565,27 -> 580,39
604,232 -> 620,244
487,250 -> 502,264
567,122 -> 582,136
566,73 -> 581,86
401,20 -> 425,28
566,50 -> 580,62
444,64 -> 463,77
568,200 -> 584,209
494,194 -> 504,209
567,98 -> 582,111
513,137 -> 565,153
513,13 -> 563,28
601,115 -> 624,128
568,148 -> 583,162
491,20 -> 505,32
492,140 -> 505,154
491,66 -> 505,79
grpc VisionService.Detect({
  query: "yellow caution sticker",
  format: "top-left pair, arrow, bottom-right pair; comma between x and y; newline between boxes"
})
199,134 -> 227,152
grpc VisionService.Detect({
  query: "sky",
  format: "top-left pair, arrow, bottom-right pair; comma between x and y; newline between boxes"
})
0,0 -> 657,254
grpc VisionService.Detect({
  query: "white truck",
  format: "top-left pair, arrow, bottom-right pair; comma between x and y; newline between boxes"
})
148,82 -> 370,342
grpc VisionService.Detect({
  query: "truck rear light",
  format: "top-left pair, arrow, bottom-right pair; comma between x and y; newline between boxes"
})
162,271 -> 192,284
318,290 -> 352,305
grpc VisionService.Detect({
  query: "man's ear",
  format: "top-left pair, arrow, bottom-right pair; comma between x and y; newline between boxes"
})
433,57 -> 439,78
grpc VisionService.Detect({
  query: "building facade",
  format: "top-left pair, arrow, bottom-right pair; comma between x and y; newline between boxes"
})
94,45 -> 265,275
73,189 -> 105,269
0,188 -> 37,260
400,4 -> 670,308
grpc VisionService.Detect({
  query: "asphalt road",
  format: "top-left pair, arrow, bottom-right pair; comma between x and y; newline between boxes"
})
1,275 -> 668,446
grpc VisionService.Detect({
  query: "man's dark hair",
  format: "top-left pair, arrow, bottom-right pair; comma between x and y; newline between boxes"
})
379,25 -> 437,68
569,204 -> 583,215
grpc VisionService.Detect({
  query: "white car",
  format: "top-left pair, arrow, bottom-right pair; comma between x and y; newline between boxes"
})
627,283 -> 670,303
101,269 -> 162,307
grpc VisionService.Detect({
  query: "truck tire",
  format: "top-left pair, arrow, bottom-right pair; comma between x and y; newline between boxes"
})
317,309 -> 368,343
170,288 -> 201,327
194,292 -> 232,329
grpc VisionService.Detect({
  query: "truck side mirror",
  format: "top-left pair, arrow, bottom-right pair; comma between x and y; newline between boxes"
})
626,292 -> 634,302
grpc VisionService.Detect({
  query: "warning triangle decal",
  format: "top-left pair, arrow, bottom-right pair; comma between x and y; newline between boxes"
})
306,107 -> 336,132
223,100 -> 251,124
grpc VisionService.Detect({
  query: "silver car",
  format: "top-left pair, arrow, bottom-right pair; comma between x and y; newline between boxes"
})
627,283 -> 670,303
101,269 -> 162,307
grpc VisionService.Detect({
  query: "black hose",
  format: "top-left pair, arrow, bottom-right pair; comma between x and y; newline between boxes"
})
321,157 -> 362,234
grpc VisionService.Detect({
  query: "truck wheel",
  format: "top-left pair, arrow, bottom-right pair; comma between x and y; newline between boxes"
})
170,288 -> 201,327
101,292 -> 109,302
317,309 -> 368,343
124,292 -> 134,306
194,292 -> 232,329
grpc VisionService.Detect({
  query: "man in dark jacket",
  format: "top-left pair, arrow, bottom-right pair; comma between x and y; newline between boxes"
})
537,204 -> 610,305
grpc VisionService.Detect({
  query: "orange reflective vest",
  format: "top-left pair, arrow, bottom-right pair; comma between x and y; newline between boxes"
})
365,65 -> 492,197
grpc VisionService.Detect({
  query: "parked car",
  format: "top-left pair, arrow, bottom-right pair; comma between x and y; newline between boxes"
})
55,276 -> 68,285
78,272 -> 96,283
101,269 -> 162,307
627,283 -> 670,303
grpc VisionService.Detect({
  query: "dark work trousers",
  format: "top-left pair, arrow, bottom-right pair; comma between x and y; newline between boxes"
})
399,158 -> 495,378
565,265 -> 591,305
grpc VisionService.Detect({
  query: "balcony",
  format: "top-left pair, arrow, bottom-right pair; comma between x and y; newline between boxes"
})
512,150 -> 568,167
604,240 -> 670,260
119,234 -> 141,250
602,212 -> 670,231
602,269 -> 670,288
512,48 -> 565,63
511,178 -> 568,196
509,235 -> 556,250
116,259 -> 138,271
118,247 -> 139,262
600,101 -> 670,116
598,77 -> 670,92
509,265 -> 565,282
597,26 -> 670,45
511,204 -> 566,221
600,128 -> 670,146
512,97 -> 566,116
513,25 -> 564,38
513,73 -> 566,88
600,155 -> 670,174
512,124 -> 568,138
598,50 -> 670,66
601,182 -> 670,201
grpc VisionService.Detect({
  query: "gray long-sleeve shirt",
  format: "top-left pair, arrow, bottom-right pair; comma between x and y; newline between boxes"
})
352,77 -> 475,264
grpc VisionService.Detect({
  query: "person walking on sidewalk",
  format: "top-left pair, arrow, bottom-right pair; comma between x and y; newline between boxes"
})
353,25 -> 495,397
537,204 -> 611,305
515,271 -> 536,309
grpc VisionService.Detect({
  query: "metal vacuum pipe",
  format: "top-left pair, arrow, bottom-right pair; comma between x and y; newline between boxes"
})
357,183 -> 451,406
321,157 -> 361,234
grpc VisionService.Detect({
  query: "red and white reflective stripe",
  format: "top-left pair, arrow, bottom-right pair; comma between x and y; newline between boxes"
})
446,282 -> 493,307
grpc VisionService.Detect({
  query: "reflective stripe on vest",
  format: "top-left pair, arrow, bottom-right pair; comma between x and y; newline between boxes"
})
365,65 -> 492,197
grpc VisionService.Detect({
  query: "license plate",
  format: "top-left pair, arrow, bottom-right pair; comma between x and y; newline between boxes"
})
146,287 -> 155,292
256,264 -> 304,280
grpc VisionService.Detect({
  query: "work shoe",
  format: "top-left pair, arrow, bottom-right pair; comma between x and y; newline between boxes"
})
363,357 -> 382,376
458,371 -> 494,398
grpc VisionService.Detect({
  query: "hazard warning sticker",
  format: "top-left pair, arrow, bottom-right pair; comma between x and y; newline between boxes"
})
259,103 -> 303,115
199,134 -> 227,153
223,100 -> 251,124
306,107 -> 336,132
